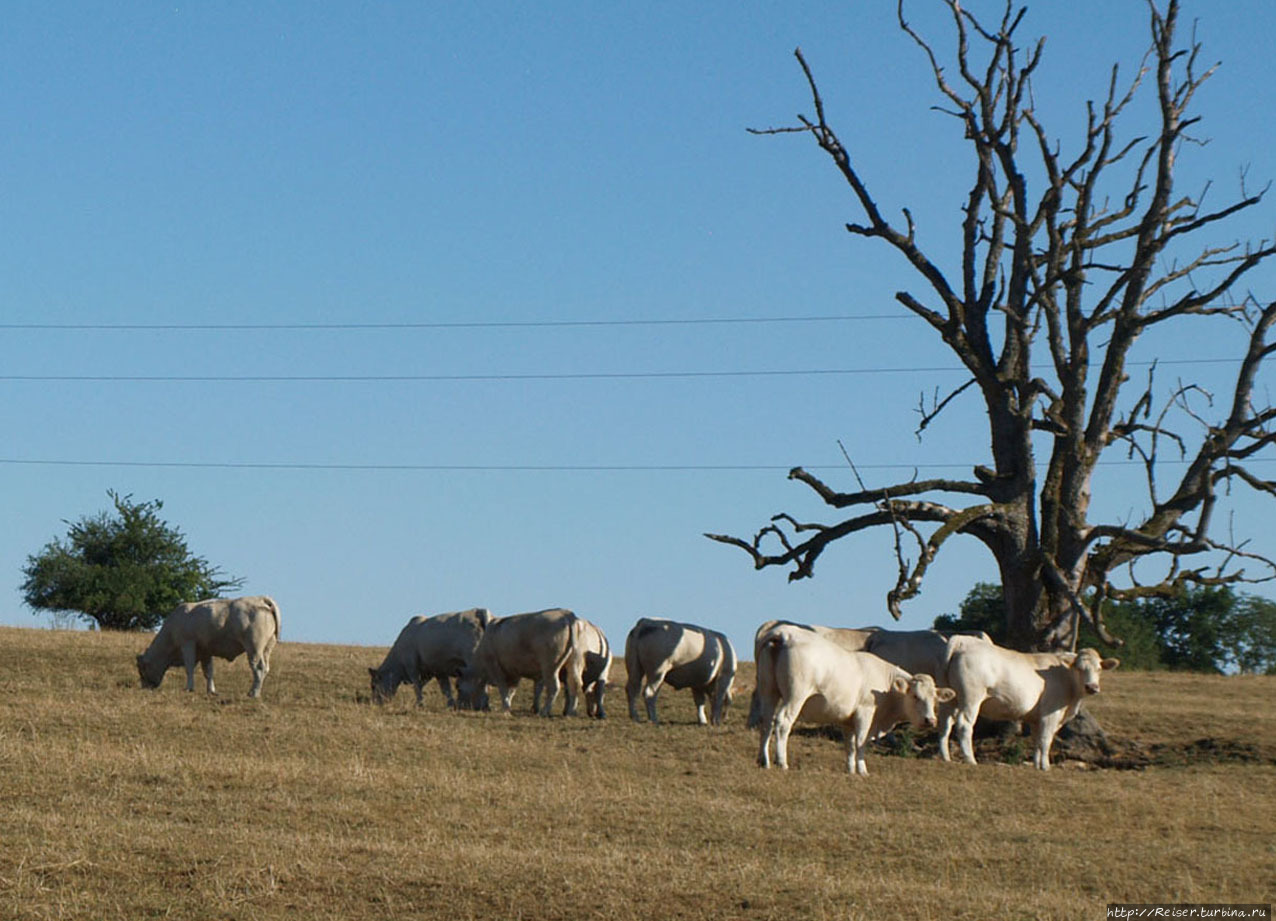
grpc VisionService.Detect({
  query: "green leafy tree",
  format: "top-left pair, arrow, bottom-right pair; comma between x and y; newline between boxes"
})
938,582 -> 1274,672
1134,585 -> 1276,674
1138,585 -> 1234,673
1225,595 -> 1276,675
1076,603 -> 1164,672
21,491 -> 243,631
934,582 -> 1007,644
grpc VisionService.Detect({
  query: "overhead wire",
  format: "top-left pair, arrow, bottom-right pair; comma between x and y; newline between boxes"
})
1,314 -> 1260,471
1,314 -> 908,331
0,356 -> 1248,382
0,457 -> 1261,472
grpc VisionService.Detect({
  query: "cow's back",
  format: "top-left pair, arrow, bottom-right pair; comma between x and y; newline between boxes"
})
765,626 -> 867,721
480,608 -> 576,679
630,619 -> 704,673
946,636 -> 1045,718
865,629 -> 961,679
753,619 -> 874,659
389,609 -> 488,674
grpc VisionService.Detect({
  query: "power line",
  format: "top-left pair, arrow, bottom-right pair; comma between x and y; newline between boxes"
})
0,357 -> 1246,383
0,367 -> 959,382
0,458 -> 805,471
0,314 -> 911,331
0,457 -> 1262,472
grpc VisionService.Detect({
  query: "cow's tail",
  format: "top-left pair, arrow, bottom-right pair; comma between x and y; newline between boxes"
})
263,596 -> 282,642
623,621 -> 643,677
748,629 -> 786,731
551,613 -> 585,714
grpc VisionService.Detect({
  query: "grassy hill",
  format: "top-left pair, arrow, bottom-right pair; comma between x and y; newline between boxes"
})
1,626 -> 1272,920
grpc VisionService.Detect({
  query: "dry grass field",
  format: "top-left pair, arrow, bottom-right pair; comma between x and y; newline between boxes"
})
0,626 -> 1272,921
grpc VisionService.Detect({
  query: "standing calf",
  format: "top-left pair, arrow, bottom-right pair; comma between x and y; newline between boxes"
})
754,623 -> 954,776
938,636 -> 1119,771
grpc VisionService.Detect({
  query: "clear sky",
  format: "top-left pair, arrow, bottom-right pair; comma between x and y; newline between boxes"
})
3,1 -> 1275,664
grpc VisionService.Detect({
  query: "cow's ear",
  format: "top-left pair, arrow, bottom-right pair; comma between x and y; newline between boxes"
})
936,687 -> 957,703
1058,652 -> 1078,667
1101,657 -> 1121,671
891,675 -> 909,694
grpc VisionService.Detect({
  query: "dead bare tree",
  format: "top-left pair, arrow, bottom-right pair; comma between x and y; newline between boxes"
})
708,0 -> 1276,652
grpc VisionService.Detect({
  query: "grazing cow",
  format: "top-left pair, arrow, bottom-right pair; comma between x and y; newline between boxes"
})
754,623 -> 955,775
937,636 -> 1120,771
534,617 -> 611,718
864,628 -> 991,681
745,620 -> 878,729
368,608 -> 493,707
136,596 -> 281,699
461,608 -> 586,717
624,618 -> 737,726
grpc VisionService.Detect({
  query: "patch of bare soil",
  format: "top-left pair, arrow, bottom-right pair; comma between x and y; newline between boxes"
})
868,718 -> 1275,771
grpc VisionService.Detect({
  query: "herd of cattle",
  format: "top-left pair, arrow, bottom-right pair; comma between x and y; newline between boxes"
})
134,596 -> 1120,774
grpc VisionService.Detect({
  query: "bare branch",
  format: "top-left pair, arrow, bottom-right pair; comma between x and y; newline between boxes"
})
915,378 -> 978,438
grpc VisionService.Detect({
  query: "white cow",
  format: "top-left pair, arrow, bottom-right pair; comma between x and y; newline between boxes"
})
368,608 -> 493,707
461,608 -> 586,717
534,617 -> 611,718
746,620 -> 878,729
938,636 -> 1120,770
864,628 -> 991,680
624,618 -> 737,726
136,596 -> 281,698
754,623 -> 954,775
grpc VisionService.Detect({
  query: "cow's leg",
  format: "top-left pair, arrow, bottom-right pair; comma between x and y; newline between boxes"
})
691,688 -> 709,726
710,680 -> 730,727
847,710 -> 873,775
498,678 -> 517,714
412,673 -> 426,707
936,701 -> 956,761
201,658 -> 216,695
435,676 -> 456,709
1033,714 -> 1061,771
248,637 -> 271,693
754,691 -> 778,767
539,670 -> 562,718
626,671 -> 645,722
181,642 -> 198,692
246,651 -> 269,698
642,669 -> 669,724
757,714 -> 775,768
531,680 -> 544,714
590,681 -> 606,720
772,702 -> 801,770
561,657 -> 583,718
955,704 -> 979,765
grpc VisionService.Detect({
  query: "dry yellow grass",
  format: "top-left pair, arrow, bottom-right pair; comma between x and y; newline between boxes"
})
1,626 -> 1272,920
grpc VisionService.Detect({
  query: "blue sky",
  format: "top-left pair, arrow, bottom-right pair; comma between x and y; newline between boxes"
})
3,1 -> 1275,663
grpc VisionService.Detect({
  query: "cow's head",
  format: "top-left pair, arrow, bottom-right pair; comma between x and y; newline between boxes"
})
136,654 -> 163,689
1063,648 -> 1120,695
890,673 -> 956,729
454,667 -> 490,712
368,667 -> 397,704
